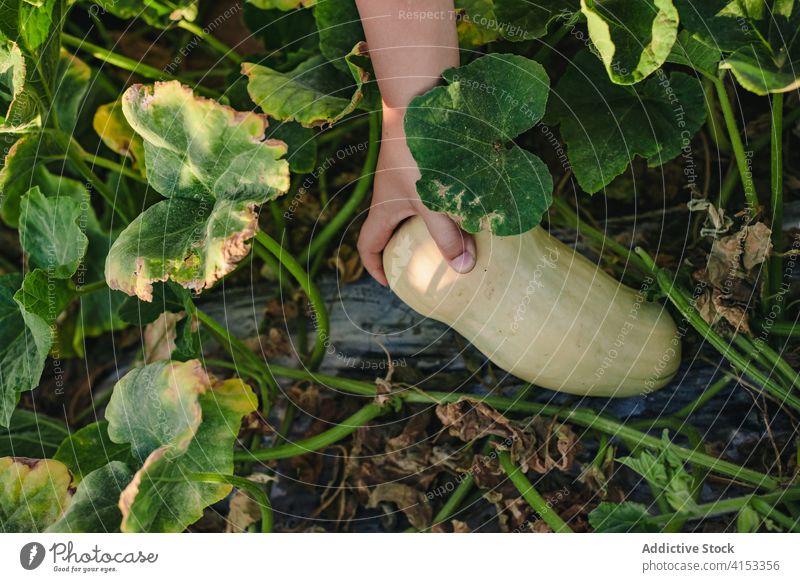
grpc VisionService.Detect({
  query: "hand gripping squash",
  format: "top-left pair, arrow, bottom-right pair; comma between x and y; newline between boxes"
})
383,217 -> 680,397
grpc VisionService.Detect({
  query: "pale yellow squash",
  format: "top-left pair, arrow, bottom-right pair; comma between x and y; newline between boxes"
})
383,216 -> 680,397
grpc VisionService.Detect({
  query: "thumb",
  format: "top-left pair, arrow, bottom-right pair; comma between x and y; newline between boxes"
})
420,211 -> 477,274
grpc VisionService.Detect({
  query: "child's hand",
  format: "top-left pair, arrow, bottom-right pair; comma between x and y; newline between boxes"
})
357,107 -> 476,286
354,0 -> 473,285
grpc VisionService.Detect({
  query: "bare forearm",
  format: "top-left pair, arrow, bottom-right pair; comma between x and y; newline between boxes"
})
355,0 -> 459,115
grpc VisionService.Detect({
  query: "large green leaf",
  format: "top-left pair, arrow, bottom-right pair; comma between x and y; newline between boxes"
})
244,45 -> 368,128
493,0 -> 579,41
105,81 -> 290,301
548,51 -> 706,193
52,50 -> 90,133
0,456 -> 73,532
13,269 -> 74,325
0,133 -> 64,227
19,186 -> 88,279
405,54 -> 553,235
268,121 -> 317,173
589,501 -> 659,532
0,38 -> 37,132
118,378 -> 257,532
54,421 -> 134,483
0,410 -> 68,458
667,30 -> 723,79
46,462 -> 132,533
314,0 -> 364,72
243,4 -> 320,72
676,0 -> 800,94
92,0 -> 198,27
582,0 -> 679,84
106,360 -> 208,460
0,274 -> 52,428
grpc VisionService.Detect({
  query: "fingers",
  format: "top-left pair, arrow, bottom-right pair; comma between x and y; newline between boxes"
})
357,204 -> 414,286
420,210 -> 477,274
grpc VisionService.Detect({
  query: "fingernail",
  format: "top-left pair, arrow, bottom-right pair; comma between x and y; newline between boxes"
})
449,251 -> 475,274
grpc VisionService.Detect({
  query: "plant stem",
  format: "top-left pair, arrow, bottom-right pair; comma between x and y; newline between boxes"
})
80,151 -> 146,183
673,375 -> 733,419
702,78 -> 731,154
234,363 -> 781,490
61,33 -> 220,99
768,92 -> 784,306
177,20 -> 242,65
750,496 -> 800,533
316,116 -> 371,147
645,488 -> 800,526
188,473 -> 273,533
234,403 -> 384,461
498,451 -> 572,533
299,110 -> 380,264
713,76 -> 758,214
72,279 -> 108,295
255,231 -> 329,369
64,137 -> 131,224
636,249 -> 800,413
755,320 -> 800,336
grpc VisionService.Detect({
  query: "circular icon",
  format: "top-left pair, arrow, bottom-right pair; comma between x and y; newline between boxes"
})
19,542 -> 46,570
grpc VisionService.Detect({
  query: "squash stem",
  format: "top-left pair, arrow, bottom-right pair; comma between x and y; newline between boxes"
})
768,92 -> 784,309
188,473 -> 273,533
498,451 -> 573,532
299,111 -> 380,264
713,76 -> 758,215
176,20 -> 243,65
255,230 -> 330,370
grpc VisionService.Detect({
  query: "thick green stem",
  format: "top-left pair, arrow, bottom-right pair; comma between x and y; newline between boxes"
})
299,111 -> 380,264
636,249 -> 800,413
80,151 -> 146,183
177,20 -> 242,65
498,451 -> 573,533
750,497 -> 800,532
230,363 -> 781,490
61,33 -> 220,98
255,231 -> 329,370
713,76 -> 758,213
234,403 -> 384,461
769,92 -> 784,305
189,473 -> 273,532
64,137 -> 131,224
644,488 -> 800,527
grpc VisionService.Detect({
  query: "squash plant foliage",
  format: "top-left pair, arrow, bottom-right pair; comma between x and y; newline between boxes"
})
0,0 -> 798,533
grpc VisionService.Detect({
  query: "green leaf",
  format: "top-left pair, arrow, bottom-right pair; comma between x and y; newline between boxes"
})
54,421 -> 135,483
405,54 -> 553,235
243,46 -> 368,128
269,121 -> 317,173
119,378 -> 257,532
52,50 -> 90,133
106,81 -> 290,301
722,41 -> 800,95
243,5 -> 320,72
667,30 -> 722,79
455,0 -> 500,47
737,503 -> 763,533
0,38 -> 37,132
676,0 -> 800,95
92,100 -> 146,174
548,50 -> 706,193
0,274 -> 52,427
582,0 -> 679,84
46,462 -> 133,533
589,501 -> 659,532
0,456 -> 73,532
493,0 -> 579,41
314,0 -> 364,72
619,430 -> 698,514
19,186 -> 88,279
106,360 -> 208,459
0,133 -> 64,227
92,0 -> 198,28
13,269 -> 74,325
0,409 -> 68,458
